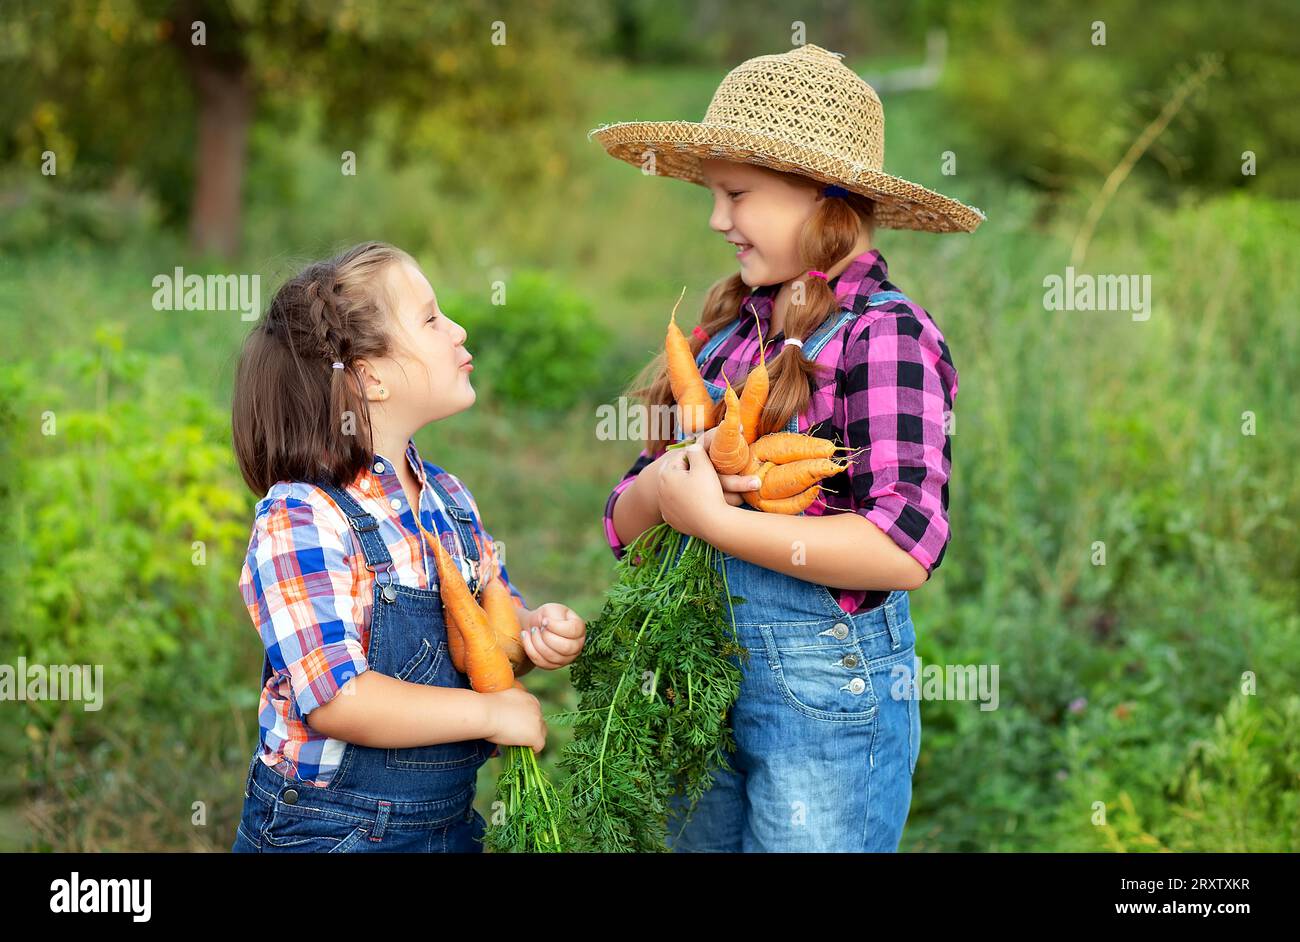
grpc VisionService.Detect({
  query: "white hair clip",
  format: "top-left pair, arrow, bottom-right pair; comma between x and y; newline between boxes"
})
783,337 -> 804,350
331,361 -> 345,369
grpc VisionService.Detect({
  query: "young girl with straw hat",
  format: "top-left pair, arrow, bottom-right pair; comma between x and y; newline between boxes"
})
592,43 -> 984,852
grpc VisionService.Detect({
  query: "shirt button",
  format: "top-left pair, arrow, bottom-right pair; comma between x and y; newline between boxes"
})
390,498 -> 401,510
282,788 -> 299,805
848,677 -> 866,695
373,461 -> 385,474
359,478 -> 370,491
832,623 -> 849,640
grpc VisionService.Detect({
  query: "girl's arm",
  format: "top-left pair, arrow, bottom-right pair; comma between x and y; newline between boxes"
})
705,503 -> 927,591
658,308 -> 954,594
658,442 -> 927,591
308,672 -> 504,747
609,451 -> 669,552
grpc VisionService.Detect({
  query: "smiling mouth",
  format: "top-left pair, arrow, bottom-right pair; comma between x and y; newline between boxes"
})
730,241 -> 753,257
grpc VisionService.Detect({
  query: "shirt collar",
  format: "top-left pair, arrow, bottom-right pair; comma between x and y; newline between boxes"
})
354,438 -> 427,504
738,248 -> 889,331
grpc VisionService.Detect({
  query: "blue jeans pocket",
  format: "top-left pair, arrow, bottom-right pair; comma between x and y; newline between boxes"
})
757,621 -> 879,722
261,804 -> 371,853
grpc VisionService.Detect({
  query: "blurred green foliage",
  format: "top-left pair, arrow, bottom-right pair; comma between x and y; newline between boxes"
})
937,0 -> 1300,197
445,271 -> 616,412
0,3 -> 1296,853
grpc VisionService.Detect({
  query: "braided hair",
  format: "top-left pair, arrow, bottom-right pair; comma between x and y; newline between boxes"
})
628,170 -> 875,455
233,241 -> 415,494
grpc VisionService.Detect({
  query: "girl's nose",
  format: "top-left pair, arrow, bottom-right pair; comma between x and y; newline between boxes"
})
709,196 -> 731,234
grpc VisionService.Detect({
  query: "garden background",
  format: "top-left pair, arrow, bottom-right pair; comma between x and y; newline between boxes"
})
1,0 -> 1296,851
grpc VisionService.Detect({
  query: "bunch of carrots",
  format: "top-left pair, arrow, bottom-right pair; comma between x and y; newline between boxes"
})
419,518 -> 565,853
666,290 -> 859,510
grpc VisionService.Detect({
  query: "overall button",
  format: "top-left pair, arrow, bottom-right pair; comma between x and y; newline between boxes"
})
373,461 -> 386,473
841,654 -> 859,668
848,677 -> 867,695
282,788 -> 299,805
831,623 -> 849,640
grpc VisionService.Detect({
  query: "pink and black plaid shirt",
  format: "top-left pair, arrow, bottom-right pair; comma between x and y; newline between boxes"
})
603,249 -> 957,616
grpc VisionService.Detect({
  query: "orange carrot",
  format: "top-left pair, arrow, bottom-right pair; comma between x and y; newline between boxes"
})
446,607 -> 467,673
741,458 -> 774,510
665,287 -> 714,435
751,431 -> 841,464
754,484 -> 822,515
430,538 -> 514,693
758,457 -> 848,500
737,305 -> 770,444
481,571 -> 527,673
708,374 -> 751,475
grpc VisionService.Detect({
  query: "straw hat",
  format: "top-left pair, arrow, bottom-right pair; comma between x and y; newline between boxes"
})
589,43 -> 985,233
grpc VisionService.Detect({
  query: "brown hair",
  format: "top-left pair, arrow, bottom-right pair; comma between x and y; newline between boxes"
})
630,171 -> 876,455
232,241 -> 415,494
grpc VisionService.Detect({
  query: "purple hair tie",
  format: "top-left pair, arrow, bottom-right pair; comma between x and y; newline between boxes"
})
822,184 -> 851,199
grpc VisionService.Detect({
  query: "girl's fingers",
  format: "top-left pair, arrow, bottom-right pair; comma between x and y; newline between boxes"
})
529,628 -> 570,662
537,626 -> 582,657
520,627 -> 564,668
541,613 -> 583,639
718,473 -> 761,492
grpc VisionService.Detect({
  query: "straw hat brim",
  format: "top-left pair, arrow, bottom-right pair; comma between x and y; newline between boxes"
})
590,120 -> 986,234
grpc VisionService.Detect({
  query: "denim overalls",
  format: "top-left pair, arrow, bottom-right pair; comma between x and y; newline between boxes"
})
231,479 -> 495,853
665,291 -> 922,852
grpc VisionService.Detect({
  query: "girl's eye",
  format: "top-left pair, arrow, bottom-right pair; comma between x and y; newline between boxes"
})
727,190 -> 745,199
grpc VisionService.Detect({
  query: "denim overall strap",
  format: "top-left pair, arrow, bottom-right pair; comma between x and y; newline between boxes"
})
257,482 -> 393,690
866,290 -> 909,306
420,471 -> 483,593
783,307 -> 859,433
320,482 -> 397,589
694,316 -> 744,368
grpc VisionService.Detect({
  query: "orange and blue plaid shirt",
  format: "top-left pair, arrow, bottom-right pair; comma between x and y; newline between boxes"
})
238,439 -> 526,787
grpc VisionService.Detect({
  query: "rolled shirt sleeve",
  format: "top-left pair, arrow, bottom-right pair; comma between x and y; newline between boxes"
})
240,497 -> 370,719
843,310 -> 956,575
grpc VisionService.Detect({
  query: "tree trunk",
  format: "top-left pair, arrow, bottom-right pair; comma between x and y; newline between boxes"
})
169,2 -> 252,258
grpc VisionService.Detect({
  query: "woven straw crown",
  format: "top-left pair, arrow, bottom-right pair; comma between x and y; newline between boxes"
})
589,43 -> 985,233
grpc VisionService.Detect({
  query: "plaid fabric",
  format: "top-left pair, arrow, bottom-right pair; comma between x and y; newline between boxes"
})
603,248 -> 957,616
239,439 -> 526,786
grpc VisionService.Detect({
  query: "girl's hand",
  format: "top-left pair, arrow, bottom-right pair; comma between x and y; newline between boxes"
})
656,439 -> 736,539
520,603 -> 586,670
482,685 -> 546,753
693,426 -> 763,506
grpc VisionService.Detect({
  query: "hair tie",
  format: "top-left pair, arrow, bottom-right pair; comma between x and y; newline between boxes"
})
822,184 -> 851,199
691,325 -> 709,342
783,337 -> 804,350
806,270 -> 828,281
331,361 -> 345,370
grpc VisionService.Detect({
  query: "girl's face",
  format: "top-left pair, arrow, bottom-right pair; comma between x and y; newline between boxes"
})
701,158 -> 820,287
367,259 -> 475,427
